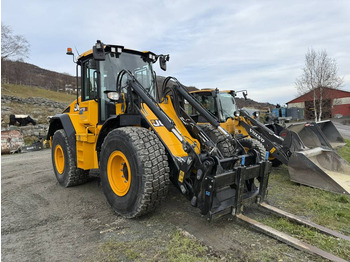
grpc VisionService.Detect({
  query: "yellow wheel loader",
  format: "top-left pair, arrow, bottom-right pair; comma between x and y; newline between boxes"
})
189,88 -> 350,195
47,41 -> 270,219
47,41 -> 349,260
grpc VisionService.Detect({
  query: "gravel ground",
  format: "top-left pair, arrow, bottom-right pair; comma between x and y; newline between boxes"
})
2,118 -> 349,261
1,149 -> 323,262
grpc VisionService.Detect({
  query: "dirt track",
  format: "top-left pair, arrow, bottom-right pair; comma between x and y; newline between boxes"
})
1,150 -> 320,261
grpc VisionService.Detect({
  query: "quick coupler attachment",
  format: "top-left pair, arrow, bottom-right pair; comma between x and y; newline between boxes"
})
202,160 -> 271,220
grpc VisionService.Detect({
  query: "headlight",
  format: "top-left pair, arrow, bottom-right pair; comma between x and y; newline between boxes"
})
107,92 -> 120,101
234,111 -> 240,117
148,53 -> 156,62
253,111 -> 259,118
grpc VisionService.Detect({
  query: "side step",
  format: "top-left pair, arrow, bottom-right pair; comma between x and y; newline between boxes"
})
236,213 -> 348,262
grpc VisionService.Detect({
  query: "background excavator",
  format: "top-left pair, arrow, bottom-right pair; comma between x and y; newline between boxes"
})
46,41 -> 349,261
189,88 -> 350,195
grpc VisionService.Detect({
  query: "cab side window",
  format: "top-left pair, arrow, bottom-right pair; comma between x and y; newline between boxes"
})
82,59 -> 98,101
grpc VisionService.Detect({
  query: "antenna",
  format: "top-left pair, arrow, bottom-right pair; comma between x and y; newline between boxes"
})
74,46 -> 80,57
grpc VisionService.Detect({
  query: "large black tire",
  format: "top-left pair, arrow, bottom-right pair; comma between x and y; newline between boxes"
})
199,124 -> 234,157
199,125 -> 235,169
51,129 -> 89,187
239,138 -> 266,163
100,127 -> 170,218
239,138 -> 266,192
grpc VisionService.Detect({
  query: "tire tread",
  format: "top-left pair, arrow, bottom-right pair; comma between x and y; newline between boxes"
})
52,129 -> 88,187
100,127 -> 170,218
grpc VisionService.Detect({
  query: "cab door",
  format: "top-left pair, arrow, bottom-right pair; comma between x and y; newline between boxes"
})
79,59 -> 99,127
75,58 -> 99,169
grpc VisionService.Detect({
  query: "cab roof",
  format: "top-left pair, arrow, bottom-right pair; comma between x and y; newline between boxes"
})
77,44 -> 154,61
190,89 -> 232,93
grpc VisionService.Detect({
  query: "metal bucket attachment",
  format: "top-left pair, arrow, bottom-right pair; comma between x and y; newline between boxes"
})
288,121 -> 346,149
316,120 -> 346,148
288,148 -> 350,195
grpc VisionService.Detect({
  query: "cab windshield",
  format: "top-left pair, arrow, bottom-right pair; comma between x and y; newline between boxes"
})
189,92 -> 237,122
191,93 -> 217,116
217,92 -> 237,121
98,52 -> 155,121
99,52 -> 155,98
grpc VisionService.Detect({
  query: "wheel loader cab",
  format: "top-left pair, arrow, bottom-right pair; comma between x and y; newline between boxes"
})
189,90 -> 242,135
190,90 -> 238,121
79,48 -> 156,124
58,44 -> 159,171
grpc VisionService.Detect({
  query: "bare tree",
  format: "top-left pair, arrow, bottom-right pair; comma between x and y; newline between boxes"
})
295,48 -> 343,121
1,23 -> 30,61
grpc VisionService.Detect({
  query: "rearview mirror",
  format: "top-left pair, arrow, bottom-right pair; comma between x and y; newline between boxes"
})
243,91 -> 248,100
93,40 -> 105,61
159,54 -> 170,71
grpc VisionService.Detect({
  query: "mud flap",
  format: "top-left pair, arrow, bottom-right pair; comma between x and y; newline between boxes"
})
288,148 -> 350,195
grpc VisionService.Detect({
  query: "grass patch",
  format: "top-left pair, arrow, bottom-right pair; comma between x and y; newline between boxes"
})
258,216 -> 350,260
1,83 -> 75,104
258,140 -> 350,261
89,229 -> 220,262
267,165 -> 350,232
337,139 -> 350,162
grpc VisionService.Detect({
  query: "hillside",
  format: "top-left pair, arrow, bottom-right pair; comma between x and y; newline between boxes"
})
1,61 -> 277,133
1,83 -> 75,104
2,60 -> 276,109
1,84 -> 74,129
156,76 -> 276,110
235,97 -> 275,110
1,59 -> 75,92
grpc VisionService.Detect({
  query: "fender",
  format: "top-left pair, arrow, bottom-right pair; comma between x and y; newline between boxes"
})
47,114 -> 76,158
95,114 -> 142,154
95,113 -> 179,171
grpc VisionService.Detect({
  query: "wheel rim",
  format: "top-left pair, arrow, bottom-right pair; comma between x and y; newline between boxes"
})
54,145 -> 65,174
107,151 -> 131,196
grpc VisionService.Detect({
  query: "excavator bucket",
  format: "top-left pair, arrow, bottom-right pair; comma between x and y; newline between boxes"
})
287,120 -> 346,149
316,120 -> 346,148
288,148 -> 350,195
266,121 -> 350,194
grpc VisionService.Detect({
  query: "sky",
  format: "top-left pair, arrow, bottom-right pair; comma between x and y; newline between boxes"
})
2,0 -> 350,105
